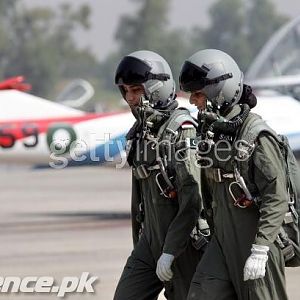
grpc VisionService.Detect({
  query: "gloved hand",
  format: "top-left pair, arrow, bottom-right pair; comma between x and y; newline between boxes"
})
243,244 -> 269,281
156,253 -> 175,282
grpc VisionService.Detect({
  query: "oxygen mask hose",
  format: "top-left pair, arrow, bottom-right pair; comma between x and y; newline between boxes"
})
197,108 -> 227,138
134,95 -> 152,132
196,111 -> 215,157
196,104 -> 250,155
208,104 -> 250,134
138,96 -> 173,131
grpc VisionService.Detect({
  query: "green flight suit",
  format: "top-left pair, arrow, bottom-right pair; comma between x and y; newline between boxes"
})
114,114 -> 204,300
188,106 -> 288,300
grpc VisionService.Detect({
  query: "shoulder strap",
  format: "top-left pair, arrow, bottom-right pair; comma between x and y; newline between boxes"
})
155,108 -> 197,180
236,113 -> 282,161
240,113 -> 278,145
167,108 -> 197,133
157,108 -> 197,141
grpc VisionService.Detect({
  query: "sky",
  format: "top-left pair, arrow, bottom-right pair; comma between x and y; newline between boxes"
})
23,0 -> 300,61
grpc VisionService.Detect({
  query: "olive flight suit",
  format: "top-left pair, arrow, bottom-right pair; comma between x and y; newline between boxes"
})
188,105 -> 289,300
114,110 -> 204,300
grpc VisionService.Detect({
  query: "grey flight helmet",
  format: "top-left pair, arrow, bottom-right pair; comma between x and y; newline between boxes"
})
115,50 -> 176,109
179,49 -> 244,110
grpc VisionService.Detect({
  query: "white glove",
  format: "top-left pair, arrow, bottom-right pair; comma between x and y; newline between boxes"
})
243,244 -> 269,281
156,253 -> 175,282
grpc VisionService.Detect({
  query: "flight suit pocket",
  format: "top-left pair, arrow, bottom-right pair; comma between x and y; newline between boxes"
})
245,269 -> 275,300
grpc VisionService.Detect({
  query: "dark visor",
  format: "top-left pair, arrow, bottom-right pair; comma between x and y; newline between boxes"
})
115,56 -> 170,85
179,61 -> 232,92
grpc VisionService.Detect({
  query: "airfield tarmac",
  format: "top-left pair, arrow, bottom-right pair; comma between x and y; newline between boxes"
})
0,166 -> 299,299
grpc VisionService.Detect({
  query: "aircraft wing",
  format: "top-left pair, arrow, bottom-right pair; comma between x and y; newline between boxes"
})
0,90 -> 84,121
248,76 -> 300,89
245,15 -> 300,98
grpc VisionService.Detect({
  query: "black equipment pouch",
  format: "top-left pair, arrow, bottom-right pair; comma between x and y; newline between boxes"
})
282,244 -> 295,263
190,218 -> 210,251
191,234 -> 209,251
276,227 -> 296,263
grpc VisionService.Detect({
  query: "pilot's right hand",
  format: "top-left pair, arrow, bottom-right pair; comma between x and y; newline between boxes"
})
156,253 -> 174,282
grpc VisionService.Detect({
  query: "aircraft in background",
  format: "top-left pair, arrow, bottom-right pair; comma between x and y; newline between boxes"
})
0,77 -> 135,168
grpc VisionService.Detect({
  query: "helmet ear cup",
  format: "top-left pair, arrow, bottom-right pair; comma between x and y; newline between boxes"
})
115,50 -> 175,109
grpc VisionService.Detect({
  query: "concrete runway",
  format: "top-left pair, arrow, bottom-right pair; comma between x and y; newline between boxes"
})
0,166 -> 299,299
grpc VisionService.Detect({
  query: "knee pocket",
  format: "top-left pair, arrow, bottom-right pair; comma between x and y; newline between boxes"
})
246,272 -> 275,300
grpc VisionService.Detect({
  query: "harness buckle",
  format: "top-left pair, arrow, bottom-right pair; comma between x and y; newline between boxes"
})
133,164 -> 150,179
206,168 -> 234,183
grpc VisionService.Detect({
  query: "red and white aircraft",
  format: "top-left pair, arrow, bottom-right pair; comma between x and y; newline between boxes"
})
0,76 -> 137,168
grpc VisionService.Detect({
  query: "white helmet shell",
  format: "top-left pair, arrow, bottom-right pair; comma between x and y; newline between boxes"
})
115,50 -> 176,108
180,49 -> 244,109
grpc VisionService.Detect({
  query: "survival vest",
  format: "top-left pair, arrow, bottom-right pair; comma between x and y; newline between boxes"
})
126,107 -> 197,196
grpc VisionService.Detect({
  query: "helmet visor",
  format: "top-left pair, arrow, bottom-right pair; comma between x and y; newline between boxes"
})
179,61 -> 210,92
115,56 -> 152,85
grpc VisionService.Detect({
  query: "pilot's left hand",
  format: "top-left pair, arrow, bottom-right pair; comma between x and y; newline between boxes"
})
243,244 -> 269,281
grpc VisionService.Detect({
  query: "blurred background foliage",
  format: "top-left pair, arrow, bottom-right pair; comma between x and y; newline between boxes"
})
0,0 -> 289,110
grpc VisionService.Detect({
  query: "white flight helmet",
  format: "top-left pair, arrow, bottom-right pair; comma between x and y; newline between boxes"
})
179,49 -> 244,110
115,50 -> 176,109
